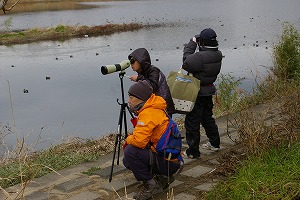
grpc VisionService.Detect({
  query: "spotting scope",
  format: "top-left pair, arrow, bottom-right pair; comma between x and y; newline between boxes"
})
101,60 -> 131,75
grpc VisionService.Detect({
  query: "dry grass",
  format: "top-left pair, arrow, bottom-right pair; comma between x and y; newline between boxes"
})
229,83 -> 299,157
46,134 -> 116,156
0,131 -> 117,198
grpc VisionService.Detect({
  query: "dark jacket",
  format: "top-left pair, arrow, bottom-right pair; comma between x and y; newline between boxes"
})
129,48 -> 175,113
182,40 -> 222,96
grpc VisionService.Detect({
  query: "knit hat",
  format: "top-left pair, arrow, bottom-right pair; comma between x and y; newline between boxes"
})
195,28 -> 217,40
128,80 -> 153,101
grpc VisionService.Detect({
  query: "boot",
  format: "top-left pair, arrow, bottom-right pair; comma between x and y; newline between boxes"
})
133,179 -> 163,200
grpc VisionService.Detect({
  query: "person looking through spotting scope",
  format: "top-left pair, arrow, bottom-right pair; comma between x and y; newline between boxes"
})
182,28 -> 223,159
128,48 -> 175,117
123,80 -> 182,200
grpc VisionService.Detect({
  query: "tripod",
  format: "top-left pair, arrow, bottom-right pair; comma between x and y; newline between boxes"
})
109,71 -> 134,182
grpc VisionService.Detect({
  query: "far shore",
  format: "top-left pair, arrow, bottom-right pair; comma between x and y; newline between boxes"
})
0,0 -> 130,15
0,0 -> 149,45
0,23 -> 157,46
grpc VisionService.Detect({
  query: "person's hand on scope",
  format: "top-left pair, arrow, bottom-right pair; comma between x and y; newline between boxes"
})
129,75 -> 138,81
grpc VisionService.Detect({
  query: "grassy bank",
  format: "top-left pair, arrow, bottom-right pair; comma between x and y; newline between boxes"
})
0,134 -> 116,189
0,23 -> 146,45
207,143 -> 300,199
206,22 -> 300,199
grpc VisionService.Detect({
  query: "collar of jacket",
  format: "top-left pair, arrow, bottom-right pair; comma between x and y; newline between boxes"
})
200,46 -> 219,51
136,94 -> 166,115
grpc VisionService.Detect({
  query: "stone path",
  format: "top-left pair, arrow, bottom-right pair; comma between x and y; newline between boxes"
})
1,104 -> 278,200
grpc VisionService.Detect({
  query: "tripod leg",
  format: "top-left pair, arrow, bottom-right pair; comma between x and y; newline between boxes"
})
116,105 -> 125,165
109,132 -> 120,182
123,105 -> 129,138
109,103 -> 124,182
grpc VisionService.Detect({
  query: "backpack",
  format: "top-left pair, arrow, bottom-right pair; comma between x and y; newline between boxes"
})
155,116 -> 183,161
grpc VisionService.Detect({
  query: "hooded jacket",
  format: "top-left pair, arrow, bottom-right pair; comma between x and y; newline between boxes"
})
125,94 -> 169,150
182,40 -> 222,96
128,48 -> 175,113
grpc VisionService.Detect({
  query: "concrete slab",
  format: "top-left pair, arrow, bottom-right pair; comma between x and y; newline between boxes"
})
100,174 -> 138,192
200,148 -> 214,155
66,191 -> 103,200
98,156 -> 124,169
169,180 -> 184,188
208,159 -> 220,165
181,165 -> 214,178
55,177 -> 94,193
174,192 -> 196,200
92,164 -> 128,179
181,156 -> 197,164
195,182 -> 217,191
23,191 -> 56,200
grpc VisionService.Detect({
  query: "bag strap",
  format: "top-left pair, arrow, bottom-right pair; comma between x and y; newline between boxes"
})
178,67 -> 193,77
163,109 -> 170,119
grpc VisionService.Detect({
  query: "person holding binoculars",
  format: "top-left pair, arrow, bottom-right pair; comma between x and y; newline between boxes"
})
182,28 -> 223,159
128,48 -> 175,117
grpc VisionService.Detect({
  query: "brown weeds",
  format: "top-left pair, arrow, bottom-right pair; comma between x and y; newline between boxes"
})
47,133 -> 116,156
232,80 -> 300,157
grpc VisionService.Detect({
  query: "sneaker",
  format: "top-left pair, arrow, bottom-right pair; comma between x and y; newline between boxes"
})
133,180 -> 163,200
156,175 -> 175,190
202,142 -> 220,152
183,149 -> 200,159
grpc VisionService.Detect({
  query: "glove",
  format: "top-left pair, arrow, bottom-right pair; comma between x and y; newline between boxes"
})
192,37 -> 197,43
131,117 -> 138,127
123,141 -> 128,150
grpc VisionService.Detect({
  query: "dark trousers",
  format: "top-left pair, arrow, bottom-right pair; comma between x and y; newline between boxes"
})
184,95 -> 220,155
123,145 -> 180,181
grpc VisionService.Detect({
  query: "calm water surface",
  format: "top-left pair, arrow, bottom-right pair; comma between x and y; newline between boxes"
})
0,0 -> 299,151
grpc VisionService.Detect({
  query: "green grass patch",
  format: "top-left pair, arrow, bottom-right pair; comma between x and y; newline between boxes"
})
214,73 -> 244,116
82,166 -> 101,176
0,32 -> 25,39
206,143 -> 300,200
273,22 -> 300,80
54,25 -> 66,32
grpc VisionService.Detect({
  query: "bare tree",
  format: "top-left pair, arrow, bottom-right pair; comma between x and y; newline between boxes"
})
0,0 -> 22,14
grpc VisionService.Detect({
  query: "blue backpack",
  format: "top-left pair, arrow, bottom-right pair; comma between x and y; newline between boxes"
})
155,117 -> 183,161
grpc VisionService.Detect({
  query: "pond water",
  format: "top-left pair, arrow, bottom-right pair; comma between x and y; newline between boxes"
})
0,0 -> 299,151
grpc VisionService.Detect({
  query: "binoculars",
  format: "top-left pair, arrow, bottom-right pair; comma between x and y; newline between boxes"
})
101,60 -> 131,75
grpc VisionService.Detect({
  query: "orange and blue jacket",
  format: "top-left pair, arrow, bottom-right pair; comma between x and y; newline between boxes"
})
126,94 -> 169,151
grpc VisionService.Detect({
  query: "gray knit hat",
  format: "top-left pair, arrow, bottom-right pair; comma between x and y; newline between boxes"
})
128,80 -> 153,101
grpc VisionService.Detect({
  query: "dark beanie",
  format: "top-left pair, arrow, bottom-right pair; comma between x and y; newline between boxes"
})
128,80 -> 153,101
195,28 -> 217,40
